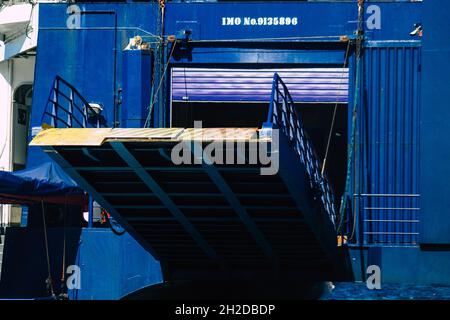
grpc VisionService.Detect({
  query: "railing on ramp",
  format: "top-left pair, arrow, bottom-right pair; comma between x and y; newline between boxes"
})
264,73 -> 336,226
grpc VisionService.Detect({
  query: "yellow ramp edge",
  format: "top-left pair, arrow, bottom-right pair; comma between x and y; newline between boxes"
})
30,127 -> 266,147
29,128 -> 113,146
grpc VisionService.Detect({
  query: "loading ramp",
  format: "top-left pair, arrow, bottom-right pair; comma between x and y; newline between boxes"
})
31,74 -> 339,281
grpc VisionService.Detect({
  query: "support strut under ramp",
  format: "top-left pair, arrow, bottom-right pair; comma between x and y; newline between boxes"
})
31,126 -> 338,281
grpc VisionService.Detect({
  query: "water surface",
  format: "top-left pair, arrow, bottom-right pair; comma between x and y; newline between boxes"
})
326,282 -> 450,300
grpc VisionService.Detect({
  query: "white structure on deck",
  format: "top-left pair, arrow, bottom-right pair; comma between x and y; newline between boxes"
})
0,0 -> 40,227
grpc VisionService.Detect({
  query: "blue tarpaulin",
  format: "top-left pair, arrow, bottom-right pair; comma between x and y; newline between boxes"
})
0,162 -> 84,204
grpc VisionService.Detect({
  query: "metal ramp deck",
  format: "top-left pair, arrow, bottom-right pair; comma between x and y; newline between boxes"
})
31,74 -> 339,281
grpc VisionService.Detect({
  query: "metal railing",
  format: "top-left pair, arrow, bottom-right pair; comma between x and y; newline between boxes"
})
265,73 -> 336,225
42,76 -> 106,128
355,193 -> 420,246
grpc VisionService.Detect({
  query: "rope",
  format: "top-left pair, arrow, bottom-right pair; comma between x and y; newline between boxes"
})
144,2 -> 169,128
321,40 -> 352,177
145,2 -> 163,128
337,64 -> 360,236
59,197 -> 68,299
144,41 -> 177,127
41,200 -> 55,297
348,195 -> 358,241
337,0 -> 365,235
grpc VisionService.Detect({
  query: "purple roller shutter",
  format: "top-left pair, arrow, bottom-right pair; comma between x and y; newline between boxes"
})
171,68 -> 349,103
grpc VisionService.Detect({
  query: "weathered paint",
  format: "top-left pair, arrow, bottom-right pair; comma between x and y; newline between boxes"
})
30,127 -> 261,147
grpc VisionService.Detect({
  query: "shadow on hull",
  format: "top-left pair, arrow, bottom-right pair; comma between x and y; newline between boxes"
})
123,279 -> 334,300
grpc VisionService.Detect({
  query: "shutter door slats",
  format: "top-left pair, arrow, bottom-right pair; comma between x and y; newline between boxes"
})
171,68 -> 349,103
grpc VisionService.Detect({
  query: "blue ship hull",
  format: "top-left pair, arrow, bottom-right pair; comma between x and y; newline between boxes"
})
1,1 -> 450,299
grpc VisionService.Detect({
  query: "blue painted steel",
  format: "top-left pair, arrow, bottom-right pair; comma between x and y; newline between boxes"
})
0,227 -> 162,300
171,48 -> 350,66
68,228 -> 162,300
165,2 -> 421,43
28,2 -> 160,167
24,0 -> 450,290
29,1 -> 423,163
20,206 -> 28,227
165,1 -> 421,70
420,0 -> 450,245
121,50 -> 153,128
351,42 -> 421,246
265,73 -> 336,225
348,246 -> 450,286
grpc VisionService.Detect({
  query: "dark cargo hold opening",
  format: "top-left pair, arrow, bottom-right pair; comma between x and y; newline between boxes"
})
171,104 -> 347,204
170,67 -> 349,202
170,66 -> 348,203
